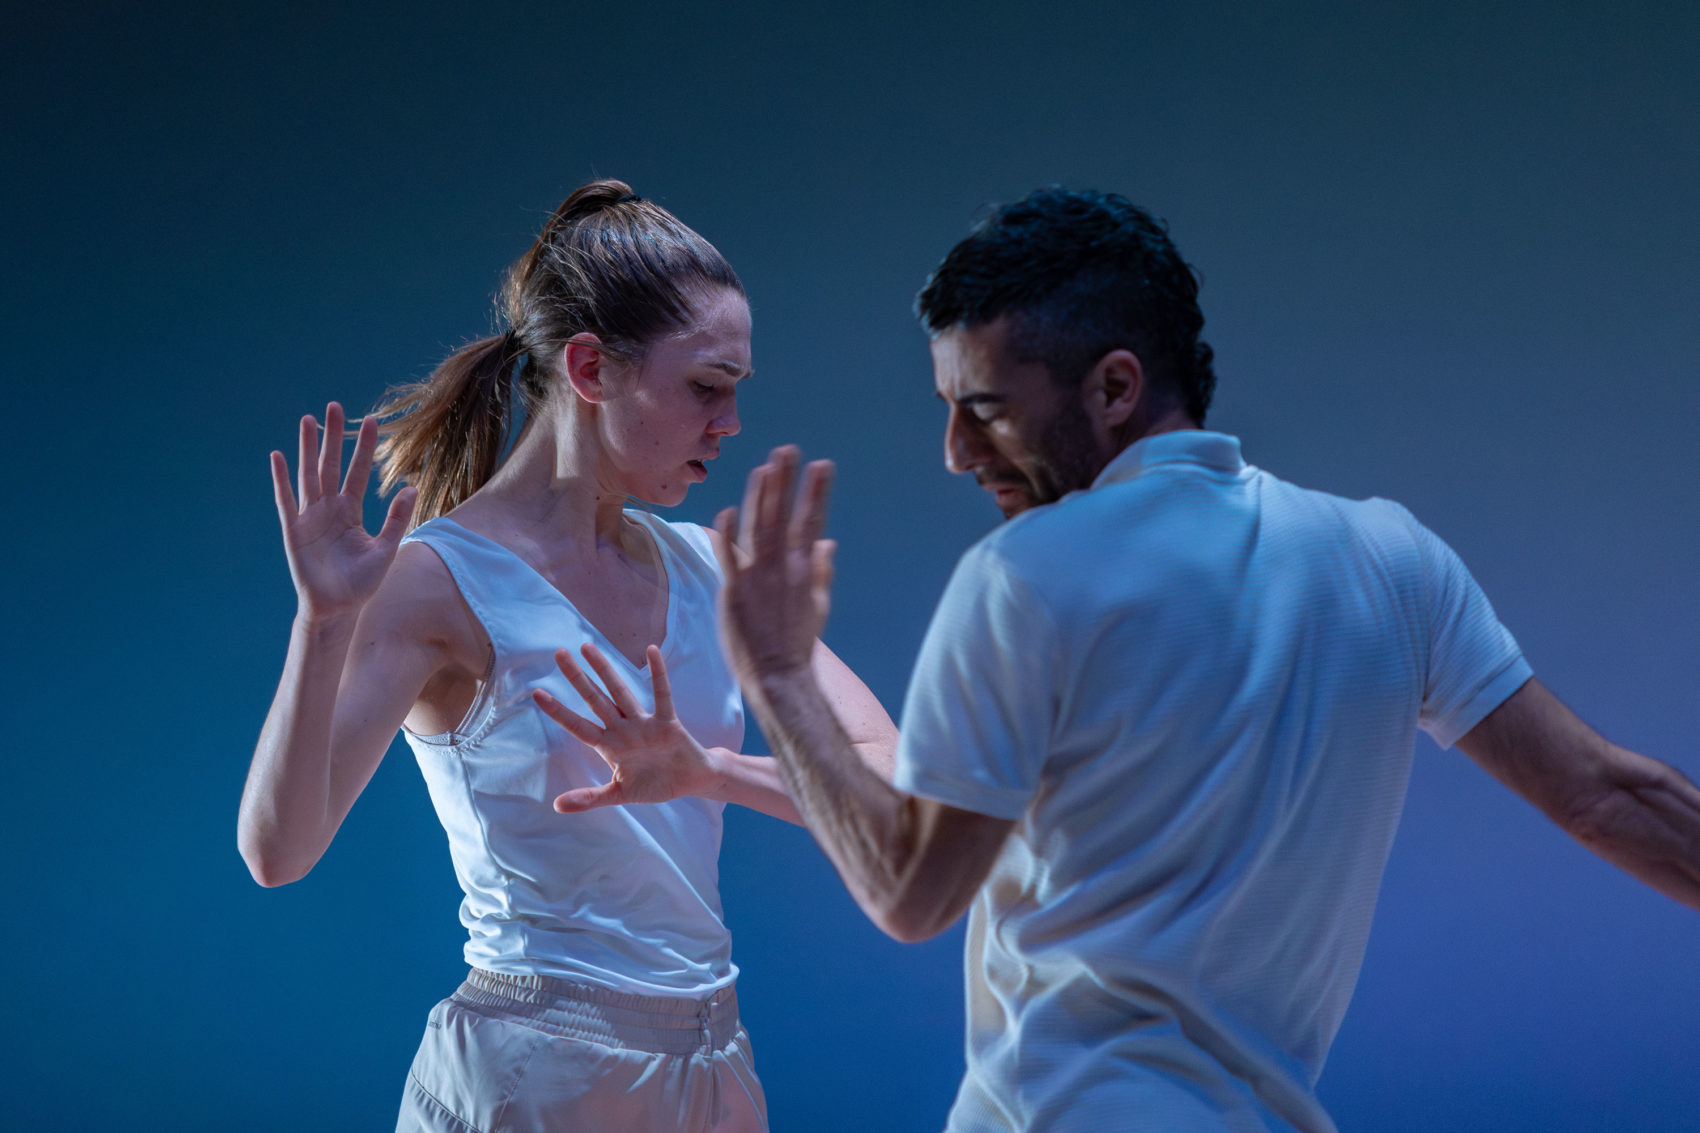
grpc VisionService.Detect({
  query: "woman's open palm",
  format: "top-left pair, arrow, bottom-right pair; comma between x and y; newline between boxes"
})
533,643 -> 721,812
270,401 -> 416,621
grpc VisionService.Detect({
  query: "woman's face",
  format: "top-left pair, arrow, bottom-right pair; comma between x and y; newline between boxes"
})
599,287 -> 752,506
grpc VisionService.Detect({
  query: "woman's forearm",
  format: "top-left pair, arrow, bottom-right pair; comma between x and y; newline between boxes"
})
238,611 -> 361,886
704,736 -> 897,827
705,749 -> 804,824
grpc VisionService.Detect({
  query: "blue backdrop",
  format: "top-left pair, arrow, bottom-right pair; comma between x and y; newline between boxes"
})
4,1 -> 1696,1129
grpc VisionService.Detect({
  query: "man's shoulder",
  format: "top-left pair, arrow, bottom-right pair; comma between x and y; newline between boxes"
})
969,468 -> 1433,594
954,502 -> 1085,592
948,486 -> 1175,619
1246,465 -> 1428,541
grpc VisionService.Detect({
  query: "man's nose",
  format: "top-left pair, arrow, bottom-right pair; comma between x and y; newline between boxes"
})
944,407 -> 986,474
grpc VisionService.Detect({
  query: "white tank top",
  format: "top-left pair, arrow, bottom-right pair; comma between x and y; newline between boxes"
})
399,511 -> 743,997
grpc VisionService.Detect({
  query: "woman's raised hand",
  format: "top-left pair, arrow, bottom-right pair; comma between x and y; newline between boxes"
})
533,643 -> 723,813
270,402 -> 417,623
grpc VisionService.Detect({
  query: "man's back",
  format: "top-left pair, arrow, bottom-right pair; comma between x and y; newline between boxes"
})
896,430 -> 1529,1132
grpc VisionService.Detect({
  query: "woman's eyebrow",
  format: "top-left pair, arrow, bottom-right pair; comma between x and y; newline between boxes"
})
700,357 -> 753,379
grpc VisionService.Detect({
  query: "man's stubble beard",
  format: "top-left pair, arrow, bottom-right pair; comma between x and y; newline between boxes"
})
1009,395 -> 1103,517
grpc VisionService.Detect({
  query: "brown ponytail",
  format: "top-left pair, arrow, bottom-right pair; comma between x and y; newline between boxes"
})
372,334 -> 517,524
372,180 -> 741,527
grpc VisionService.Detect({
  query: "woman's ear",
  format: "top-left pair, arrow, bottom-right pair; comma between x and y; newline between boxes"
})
562,336 -> 609,404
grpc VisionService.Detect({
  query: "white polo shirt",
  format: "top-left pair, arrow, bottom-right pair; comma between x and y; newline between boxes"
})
894,430 -> 1530,1133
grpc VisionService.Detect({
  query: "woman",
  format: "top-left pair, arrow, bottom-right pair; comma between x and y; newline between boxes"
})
238,181 -> 896,1131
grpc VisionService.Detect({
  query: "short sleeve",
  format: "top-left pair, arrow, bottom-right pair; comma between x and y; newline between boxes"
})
1407,514 -> 1533,749
894,543 -> 1059,820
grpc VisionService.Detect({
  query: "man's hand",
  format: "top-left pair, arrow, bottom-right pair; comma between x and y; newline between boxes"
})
1459,679 -> 1700,910
532,643 -> 721,812
712,446 -> 837,687
706,447 -> 1012,941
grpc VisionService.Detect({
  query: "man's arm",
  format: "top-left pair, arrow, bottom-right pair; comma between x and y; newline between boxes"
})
1457,678 -> 1700,910
710,639 -> 901,826
745,667 -> 1013,941
714,448 -> 1014,942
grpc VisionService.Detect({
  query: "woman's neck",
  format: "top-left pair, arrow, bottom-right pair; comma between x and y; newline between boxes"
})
454,402 -> 641,560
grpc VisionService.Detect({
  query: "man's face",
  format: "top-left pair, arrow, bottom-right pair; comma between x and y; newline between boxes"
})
931,317 -> 1106,518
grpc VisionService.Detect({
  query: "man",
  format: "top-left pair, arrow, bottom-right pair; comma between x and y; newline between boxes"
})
710,188 -> 1700,1132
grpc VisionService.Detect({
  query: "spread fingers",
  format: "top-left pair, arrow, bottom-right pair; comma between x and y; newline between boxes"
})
532,688 -> 605,747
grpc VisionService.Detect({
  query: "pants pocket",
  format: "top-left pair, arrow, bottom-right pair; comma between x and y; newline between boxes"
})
397,999 -> 545,1133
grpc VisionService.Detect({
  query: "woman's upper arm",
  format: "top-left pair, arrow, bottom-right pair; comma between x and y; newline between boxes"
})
696,520 -> 898,777
322,545 -> 463,813
810,639 -> 899,779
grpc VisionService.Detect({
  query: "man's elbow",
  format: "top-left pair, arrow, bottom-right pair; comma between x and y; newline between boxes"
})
868,888 -> 958,944
872,910 -> 943,944
862,797 -> 1005,942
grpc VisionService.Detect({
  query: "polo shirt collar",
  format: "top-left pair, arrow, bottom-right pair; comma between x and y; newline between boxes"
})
1091,429 -> 1245,489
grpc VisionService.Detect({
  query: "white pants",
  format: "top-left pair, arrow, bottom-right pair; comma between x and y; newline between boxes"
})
397,969 -> 768,1133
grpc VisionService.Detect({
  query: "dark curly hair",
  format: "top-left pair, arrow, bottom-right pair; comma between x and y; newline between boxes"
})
916,188 -> 1216,424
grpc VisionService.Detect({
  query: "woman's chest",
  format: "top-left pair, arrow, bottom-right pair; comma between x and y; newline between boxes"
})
537,566 -> 672,670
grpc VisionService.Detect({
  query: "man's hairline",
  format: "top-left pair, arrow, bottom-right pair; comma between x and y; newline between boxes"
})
925,309 -> 1133,393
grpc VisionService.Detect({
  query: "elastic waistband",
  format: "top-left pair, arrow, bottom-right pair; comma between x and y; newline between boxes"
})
453,968 -> 742,1055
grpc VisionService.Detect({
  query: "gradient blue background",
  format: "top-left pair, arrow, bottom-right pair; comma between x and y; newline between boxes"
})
5,1 -> 1697,1129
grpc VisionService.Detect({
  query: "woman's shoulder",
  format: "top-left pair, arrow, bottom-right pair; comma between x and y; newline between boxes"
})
626,511 -> 724,581
388,535 -> 462,597
361,537 -> 489,665
626,509 -> 714,556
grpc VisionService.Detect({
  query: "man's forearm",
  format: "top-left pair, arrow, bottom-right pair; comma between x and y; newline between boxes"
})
1462,681 -> 1700,912
746,667 -> 918,921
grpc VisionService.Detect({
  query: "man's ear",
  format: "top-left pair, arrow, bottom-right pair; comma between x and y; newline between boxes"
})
562,336 -> 609,404
1085,348 -> 1145,430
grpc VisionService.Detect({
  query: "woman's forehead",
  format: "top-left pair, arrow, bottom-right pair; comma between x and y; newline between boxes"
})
660,289 -> 752,373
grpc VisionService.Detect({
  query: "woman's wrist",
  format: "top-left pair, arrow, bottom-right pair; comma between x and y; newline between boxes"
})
292,606 -> 362,641
700,746 -> 738,802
